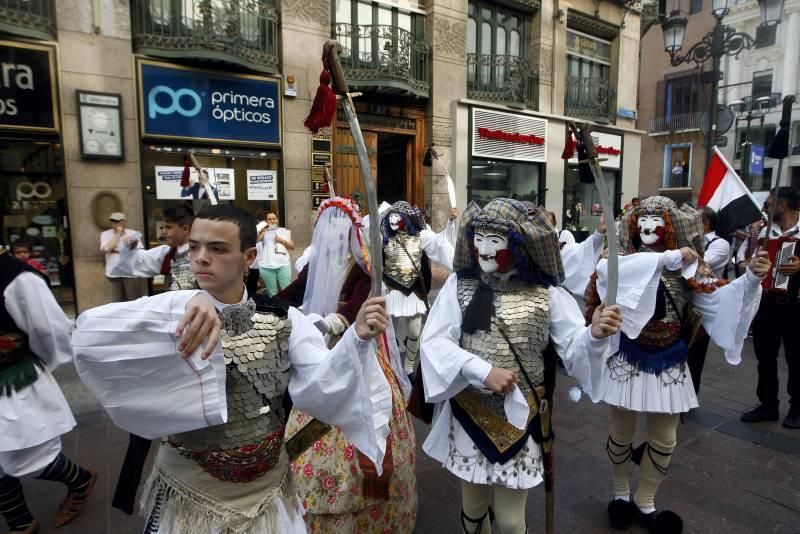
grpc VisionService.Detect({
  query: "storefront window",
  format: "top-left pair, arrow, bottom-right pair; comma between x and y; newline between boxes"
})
140,144 -> 281,290
563,166 -> 618,241
468,158 -> 541,206
0,140 -> 74,314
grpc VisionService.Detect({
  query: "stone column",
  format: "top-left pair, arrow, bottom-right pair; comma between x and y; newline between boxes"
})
279,0 -> 331,247
781,10 -> 800,100
530,3 -> 555,114
426,0 -> 468,230
57,0 -> 139,312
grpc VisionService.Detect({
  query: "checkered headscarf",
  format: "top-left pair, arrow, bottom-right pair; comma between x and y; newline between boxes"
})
454,198 -> 565,285
380,201 -> 426,241
617,195 -> 704,256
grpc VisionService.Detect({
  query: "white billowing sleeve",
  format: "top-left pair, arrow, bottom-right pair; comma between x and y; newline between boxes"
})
287,307 -> 392,474
445,218 -> 458,247
5,272 -> 73,369
597,250 -> 683,339
420,274 -> 492,403
71,290 -> 228,439
548,286 -> 610,402
420,227 -> 455,270
561,231 -> 604,296
692,269 -> 763,365
112,244 -> 169,278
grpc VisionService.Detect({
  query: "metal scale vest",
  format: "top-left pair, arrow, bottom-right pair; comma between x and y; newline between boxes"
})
166,247 -> 195,291
169,299 -> 292,482
636,269 -> 690,351
383,233 -> 423,290
450,275 -> 550,462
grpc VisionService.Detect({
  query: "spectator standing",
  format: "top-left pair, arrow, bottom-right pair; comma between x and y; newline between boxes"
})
257,211 -> 295,297
100,212 -> 147,302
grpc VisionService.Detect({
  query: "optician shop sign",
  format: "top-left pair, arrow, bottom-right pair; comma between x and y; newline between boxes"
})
472,108 -> 548,162
568,131 -> 622,169
0,40 -> 59,133
137,59 -> 281,146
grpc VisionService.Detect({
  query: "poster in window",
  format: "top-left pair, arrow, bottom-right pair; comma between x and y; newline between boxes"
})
247,170 -> 278,200
155,166 -> 236,200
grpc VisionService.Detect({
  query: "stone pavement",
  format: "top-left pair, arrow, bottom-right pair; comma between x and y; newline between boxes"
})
20,339 -> 800,534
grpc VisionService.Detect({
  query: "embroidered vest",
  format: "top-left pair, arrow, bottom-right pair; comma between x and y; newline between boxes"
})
618,269 -> 691,375
167,248 -> 195,291
450,275 -> 550,464
169,297 -> 292,482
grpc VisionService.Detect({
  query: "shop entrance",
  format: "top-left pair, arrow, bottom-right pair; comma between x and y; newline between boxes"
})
0,140 -> 74,314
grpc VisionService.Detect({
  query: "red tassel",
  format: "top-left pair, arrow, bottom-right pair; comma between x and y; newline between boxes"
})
181,155 -> 191,188
561,131 -> 577,160
303,70 -> 336,134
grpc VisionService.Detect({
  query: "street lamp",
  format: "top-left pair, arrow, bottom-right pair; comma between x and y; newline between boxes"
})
660,0 -> 785,172
731,93 -> 781,186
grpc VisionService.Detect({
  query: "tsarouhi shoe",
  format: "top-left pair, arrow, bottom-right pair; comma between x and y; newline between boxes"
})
55,470 -> 97,527
636,507 -> 683,534
607,499 -> 636,530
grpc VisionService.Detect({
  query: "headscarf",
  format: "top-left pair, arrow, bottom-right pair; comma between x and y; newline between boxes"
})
454,198 -> 565,286
302,197 -> 369,317
380,201 -> 426,244
617,195 -> 704,256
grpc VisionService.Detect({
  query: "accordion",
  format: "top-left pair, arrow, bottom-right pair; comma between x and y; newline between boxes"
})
761,232 -> 799,292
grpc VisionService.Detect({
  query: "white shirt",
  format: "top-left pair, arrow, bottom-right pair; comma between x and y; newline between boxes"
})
112,242 -> 190,278
703,231 -> 731,279
258,227 -> 291,269
736,218 -> 800,263
1,272 -> 76,452
100,228 -> 143,277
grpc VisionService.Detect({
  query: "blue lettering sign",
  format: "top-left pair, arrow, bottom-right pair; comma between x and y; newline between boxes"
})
749,144 -> 765,176
139,61 -> 280,146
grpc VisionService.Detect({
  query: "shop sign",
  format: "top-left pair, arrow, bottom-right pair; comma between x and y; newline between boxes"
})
77,91 -> 124,159
569,131 -> 622,169
0,40 -> 58,133
247,170 -> 278,200
154,165 -> 236,200
138,59 -> 281,146
472,108 -> 548,163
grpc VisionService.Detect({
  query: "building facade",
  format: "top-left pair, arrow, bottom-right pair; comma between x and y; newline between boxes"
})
0,0 -> 642,313
720,0 -> 800,192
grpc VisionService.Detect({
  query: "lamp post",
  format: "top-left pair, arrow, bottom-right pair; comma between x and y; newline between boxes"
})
660,0 -> 786,173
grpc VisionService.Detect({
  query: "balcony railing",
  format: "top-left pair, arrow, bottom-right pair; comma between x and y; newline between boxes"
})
332,23 -> 429,98
649,112 -> 703,134
467,53 -> 538,110
565,77 -> 616,123
131,0 -> 279,74
0,0 -> 56,40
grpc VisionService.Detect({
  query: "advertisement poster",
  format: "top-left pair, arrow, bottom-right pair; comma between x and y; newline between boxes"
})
246,170 -> 278,200
155,166 -> 236,200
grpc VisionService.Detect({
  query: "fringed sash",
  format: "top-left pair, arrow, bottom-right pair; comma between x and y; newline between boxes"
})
619,333 -> 688,376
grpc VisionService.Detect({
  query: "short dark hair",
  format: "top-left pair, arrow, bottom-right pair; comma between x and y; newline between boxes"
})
773,186 -> 800,211
163,205 -> 195,226
11,239 -> 31,251
632,197 -> 640,203
699,206 -> 719,231
195,205 -> 257,251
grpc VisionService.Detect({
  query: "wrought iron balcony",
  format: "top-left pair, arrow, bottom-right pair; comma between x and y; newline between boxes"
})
332,23 -> 430,99
648,112 -> 703,134
0,0 -> 56,41
467,54 -> 538,110
131,0 -> 279,74
565,77 -> 616,123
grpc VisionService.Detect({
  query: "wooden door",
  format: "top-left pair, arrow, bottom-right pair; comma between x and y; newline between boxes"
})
333,126 -> 378,213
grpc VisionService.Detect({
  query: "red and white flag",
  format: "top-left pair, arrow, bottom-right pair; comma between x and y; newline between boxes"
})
697,147 -> 763,236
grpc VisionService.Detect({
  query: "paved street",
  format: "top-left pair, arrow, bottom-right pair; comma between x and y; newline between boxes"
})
20,335 -> 800,534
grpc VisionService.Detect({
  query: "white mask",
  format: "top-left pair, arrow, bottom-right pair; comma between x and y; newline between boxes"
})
389,213 -> 403,232
637,214 -> 665,245
474,231 -> 514,274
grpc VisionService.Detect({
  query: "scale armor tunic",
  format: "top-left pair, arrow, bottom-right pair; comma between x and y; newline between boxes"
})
166,248 -> 195,291
383,233 -> 423,291
169,299 -> 292,481
448,276 -> 550,470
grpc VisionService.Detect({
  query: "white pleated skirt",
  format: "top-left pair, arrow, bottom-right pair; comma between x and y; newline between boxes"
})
599,354 -> 699,414
385,288 -> 427,317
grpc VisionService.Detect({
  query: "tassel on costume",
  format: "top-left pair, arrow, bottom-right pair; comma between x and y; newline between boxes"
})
358,438 -> 393,501
180,155 -> 191,188
303,70 -> 336,134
